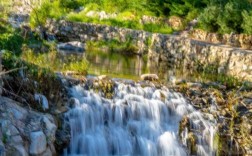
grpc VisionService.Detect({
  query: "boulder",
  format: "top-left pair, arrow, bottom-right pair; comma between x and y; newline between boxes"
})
57,41 -> 85,52
41,117 -> 57,144
97,75 -> 109,80
140,74 -> 159,81
34,94 -> 49,111
168,16 -> 183,29
29,131 -> 47,155
0,140 -> 5,156
0,97 -> 58,155
7,145 -> 28,156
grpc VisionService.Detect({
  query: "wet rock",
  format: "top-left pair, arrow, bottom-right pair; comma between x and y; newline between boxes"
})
236,105 -> 248,115
187,82 -> 202,88
87,76 -> 115,99
55,127 -> 71,153
41,116 -> 57,144
179,116 -> 190,136
41,147 -> 52,156
57,41 -> 85,52
34,94 -> 49,111
9,135 -> 23,145
7,145 -> 28,156
54,106 -> 69,114
140,74 -> 159,81
0,140 -> 5,156
29,131 -> 47,155
187,132 -> 197,155
97,75 -> 109,80
68,98 -> 80,108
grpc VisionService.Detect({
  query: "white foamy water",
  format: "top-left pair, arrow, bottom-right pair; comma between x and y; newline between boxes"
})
64,82 -> 216,156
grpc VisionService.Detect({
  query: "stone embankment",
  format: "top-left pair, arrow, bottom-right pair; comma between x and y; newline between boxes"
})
46,19 -> 252,81
190,29 -> 252,50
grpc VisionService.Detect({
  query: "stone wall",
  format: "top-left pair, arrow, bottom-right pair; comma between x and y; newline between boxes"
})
46,20 -> 252,81
46,19 -> 152,54
149,34 -> 252,81
190,29 -> 252,50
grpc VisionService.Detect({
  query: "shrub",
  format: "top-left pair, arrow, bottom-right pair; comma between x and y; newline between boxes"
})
59,0 -> 81,10
242,10 -> 252,34
198,0 -> 252,34
198,5 -> 221,32
0,24 -> 24,54
30,0 -> 65,28
217,2 -> 244,33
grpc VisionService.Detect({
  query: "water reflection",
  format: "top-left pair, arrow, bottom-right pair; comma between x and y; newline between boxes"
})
58,49 -> 201,82
85,50 -> 195,81
86,50 -> 149,80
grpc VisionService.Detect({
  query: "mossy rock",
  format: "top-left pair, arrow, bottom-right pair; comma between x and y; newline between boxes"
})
86,76 -> 115,99
187,132 -> 197,155
179,116 -> 190,138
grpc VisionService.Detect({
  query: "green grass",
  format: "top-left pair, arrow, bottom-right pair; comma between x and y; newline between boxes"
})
21,46 -> 89,74
30,0 -> 174,34
66,12 -> 173,34
86,38 -> 139,54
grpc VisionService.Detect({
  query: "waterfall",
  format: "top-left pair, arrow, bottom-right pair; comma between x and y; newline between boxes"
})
64,81 -> 216,156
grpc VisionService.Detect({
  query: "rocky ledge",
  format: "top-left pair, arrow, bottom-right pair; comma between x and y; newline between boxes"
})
174,82 -> 252,155
0,97 -> 57,156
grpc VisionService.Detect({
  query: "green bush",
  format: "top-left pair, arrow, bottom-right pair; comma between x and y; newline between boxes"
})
59,0 -> 81,10
217,2 -> 246,33
198,5 -> 221,32
30,0 -> 66,28
0,24 -> 24,54
198,0 -> 252,34
242,10 -> 252,34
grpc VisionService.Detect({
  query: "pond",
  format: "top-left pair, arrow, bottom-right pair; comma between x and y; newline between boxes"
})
85,50 -> 201,82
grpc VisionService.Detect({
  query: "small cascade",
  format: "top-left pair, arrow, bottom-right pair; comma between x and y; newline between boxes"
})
64,81 -> 216,156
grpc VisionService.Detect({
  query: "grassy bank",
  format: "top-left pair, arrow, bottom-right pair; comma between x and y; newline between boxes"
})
0,16 -> 89,110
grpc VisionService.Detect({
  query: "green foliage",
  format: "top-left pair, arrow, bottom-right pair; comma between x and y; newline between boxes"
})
242,10 -> 252,34
29,0 -> 252,34
59,0 -> 81,10
217,2 -> 247,33
147,0 -> 207,16
87,37 -> 138,55
198,0 -> 252,34
143,23 -> 173,34
21,46 -> 89,74
30,0 -> 66,28
198,5 -> 222,32
2,50 -> 65,110
0,23 -> 24,54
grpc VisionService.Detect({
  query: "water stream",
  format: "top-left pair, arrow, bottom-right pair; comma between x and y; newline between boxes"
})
64,81 -> 216,156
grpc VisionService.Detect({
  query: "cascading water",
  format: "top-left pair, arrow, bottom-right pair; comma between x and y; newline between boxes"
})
64,80 -> 216,156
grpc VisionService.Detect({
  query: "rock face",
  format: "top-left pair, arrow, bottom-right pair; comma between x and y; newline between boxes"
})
175,82 -> 252,156
140,74 -> 159,81
0,97 -> 57,156
190,29 -> 252,50
46,20 -> 252,81
46,19 -> 151,55
29,131 -> 47,155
